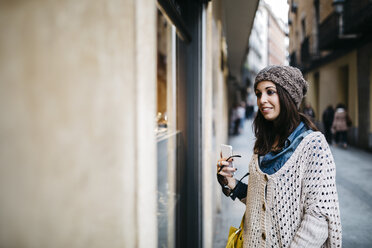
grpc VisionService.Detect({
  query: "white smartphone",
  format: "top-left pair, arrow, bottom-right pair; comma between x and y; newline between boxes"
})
221,144 -> 234,170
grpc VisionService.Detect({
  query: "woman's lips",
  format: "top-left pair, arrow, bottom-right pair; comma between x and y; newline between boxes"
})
261,107 -> 272,113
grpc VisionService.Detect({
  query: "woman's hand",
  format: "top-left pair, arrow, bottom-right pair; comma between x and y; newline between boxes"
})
217,152 -> 237,190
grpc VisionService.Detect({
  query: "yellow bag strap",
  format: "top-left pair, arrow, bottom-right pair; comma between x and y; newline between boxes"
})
225,214 -> 245,248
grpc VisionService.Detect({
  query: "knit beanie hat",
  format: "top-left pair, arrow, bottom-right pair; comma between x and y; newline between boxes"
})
254,65 -> 308,109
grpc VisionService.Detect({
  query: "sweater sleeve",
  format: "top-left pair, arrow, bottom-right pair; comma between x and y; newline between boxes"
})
290,133 -> 342,248
230,180 -> 247,201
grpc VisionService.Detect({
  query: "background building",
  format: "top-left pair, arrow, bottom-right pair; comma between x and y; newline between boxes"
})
245,0 -> 288,109
288,0 -> 372,150
246,3 -> 269,81
268,7 -> 287,66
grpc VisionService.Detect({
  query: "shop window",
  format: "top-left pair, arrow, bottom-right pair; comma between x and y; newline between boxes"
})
156,9 -> 178,248
301,18 -> 306,41
156,10 -> 176,136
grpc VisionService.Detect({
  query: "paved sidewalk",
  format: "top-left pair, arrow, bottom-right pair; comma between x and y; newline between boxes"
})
213,119 -> 372,248
213,119 -> 254,248
333,145 -> 372,247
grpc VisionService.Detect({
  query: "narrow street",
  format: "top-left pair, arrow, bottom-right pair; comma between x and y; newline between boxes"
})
213,120 -> 372,248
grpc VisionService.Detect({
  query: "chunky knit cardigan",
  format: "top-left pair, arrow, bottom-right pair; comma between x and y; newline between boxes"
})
241,132 -> 342,248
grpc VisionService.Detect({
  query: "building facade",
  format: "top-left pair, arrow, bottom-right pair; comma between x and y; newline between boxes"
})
247,3 -> 269,78
288,0 -> 372,150
268,7 -> 287,66
245,0 -> 288,108
0,0 -> 258,247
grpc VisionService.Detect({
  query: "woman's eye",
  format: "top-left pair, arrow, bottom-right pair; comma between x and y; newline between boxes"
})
255,92 -> 262,98
267,90 -> 276,95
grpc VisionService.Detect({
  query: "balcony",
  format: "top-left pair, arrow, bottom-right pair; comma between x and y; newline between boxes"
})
318,12 -> 339,50
291,37 -> 317,71
289,52 -> 297,68
343,0 -> 372,34
318,1 -> 372,50
300,37 -> 310,65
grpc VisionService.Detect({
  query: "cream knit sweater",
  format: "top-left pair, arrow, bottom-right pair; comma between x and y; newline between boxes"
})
242,132 -> 342,248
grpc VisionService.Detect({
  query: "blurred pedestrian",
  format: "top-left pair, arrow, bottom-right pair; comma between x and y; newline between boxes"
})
217,65 -> 341,247
237,101 -> 246,131
322,105 -> 334,144
245,96 -> 255,119
332,103 -> 351,148
303,102 -> 315,121
232,102 -> 245,135
230,104 -> 238,135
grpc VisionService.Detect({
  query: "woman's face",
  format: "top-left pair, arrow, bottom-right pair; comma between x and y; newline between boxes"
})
255,81 -> 280,121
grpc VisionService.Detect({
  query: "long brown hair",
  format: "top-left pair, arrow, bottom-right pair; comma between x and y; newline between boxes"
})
253,84 -> 318,155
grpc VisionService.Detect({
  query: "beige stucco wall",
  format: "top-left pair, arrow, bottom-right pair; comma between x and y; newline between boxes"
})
306,51 -> 358,126
289,0 -> 334,56
319,0 -> 333,23
0,0 -> 157,247
304,73 -> 319,118
203,4 -> 214,247
288,0 -> 313,54
288,0 -> 313,61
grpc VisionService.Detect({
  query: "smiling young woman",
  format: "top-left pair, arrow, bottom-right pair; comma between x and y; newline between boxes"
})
217,65 -> 342,248
255,81 -> 280,121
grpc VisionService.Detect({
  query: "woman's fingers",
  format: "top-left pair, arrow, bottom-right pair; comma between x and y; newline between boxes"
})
216,158 -> 236,174
217,164 -> 237,175
220,165 -> 235,171
217,158 -> 233,165
216,160 -> 228,172
218,171 -> 234,177
222,167 -> 237,173
220,160 -> 229,166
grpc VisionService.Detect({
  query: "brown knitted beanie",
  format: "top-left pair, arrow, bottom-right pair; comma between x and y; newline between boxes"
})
254,65 -> 308,109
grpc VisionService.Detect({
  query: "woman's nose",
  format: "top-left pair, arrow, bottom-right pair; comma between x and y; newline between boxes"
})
259,93 -> 268,104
